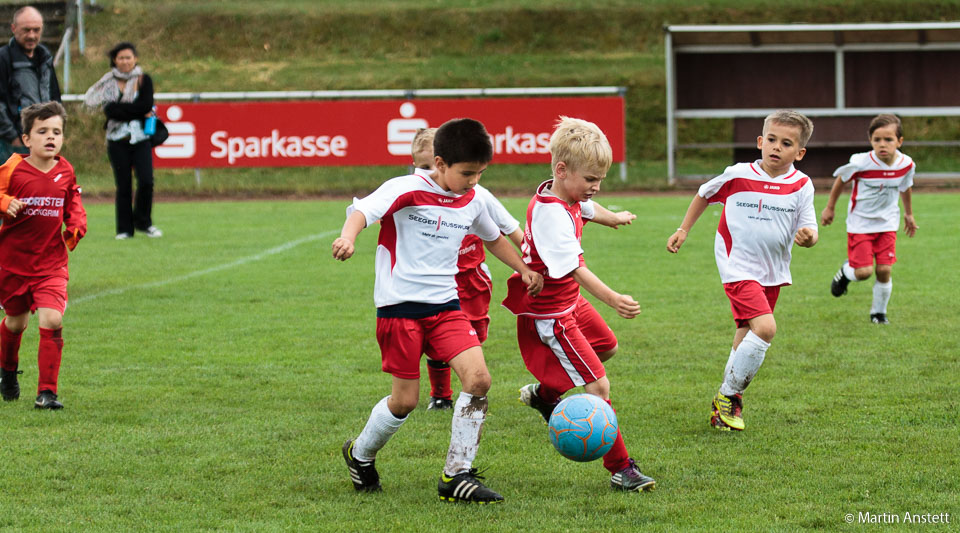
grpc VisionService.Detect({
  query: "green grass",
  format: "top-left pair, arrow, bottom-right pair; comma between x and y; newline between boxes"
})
1,190 -> 957,530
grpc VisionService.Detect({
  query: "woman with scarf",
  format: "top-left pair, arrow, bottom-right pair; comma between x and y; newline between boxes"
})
84,42 -> 162,240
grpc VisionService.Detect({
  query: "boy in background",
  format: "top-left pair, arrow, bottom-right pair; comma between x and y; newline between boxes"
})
0,101 -> 86,410
333,118 -> 542,503
821,114 -> 918,324
410,128 -> 523,410
666,110 -> 818,432
502,116 -> 656,492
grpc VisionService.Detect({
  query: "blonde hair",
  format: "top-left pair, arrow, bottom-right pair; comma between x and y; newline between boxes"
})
411,127 -> 437,157
763,110 -> 814,147
549,116 -> 612,177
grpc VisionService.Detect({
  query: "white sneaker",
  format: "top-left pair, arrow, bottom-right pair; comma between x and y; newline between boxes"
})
115,233 -> 133,240
143,226 -> 163,238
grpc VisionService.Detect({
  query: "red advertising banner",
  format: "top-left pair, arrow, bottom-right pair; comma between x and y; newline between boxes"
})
152,97 -> 624,168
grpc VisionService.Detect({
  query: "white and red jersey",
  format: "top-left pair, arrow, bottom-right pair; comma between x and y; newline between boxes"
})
503,180 -> 595,318
456,184 -> 520,273
833,150 -> 914,234
349,168 -> 500,308
698,161 -> 816,287
0,154 -> 86,277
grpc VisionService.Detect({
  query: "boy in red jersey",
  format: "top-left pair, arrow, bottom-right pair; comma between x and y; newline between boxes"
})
411,128 -> 523,410
0,101 -> 86,410
821,114 -> 918,324
333,118 -> 541,503
666,110 -> 818,432
502,116 -> 656,492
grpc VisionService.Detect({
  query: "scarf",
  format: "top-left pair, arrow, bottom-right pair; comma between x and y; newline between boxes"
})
83,66 -> 148,142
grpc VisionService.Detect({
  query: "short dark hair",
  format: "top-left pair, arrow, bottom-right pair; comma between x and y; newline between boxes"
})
21,101 -> 66,135
433,118 -> 493,166
108,41 -> 138,68
869,114 -> 902,138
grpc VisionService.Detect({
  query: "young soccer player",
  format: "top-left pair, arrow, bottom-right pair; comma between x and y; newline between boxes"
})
502,116 -> 656,492
333,118 -> 542,503
0,101 -> 86,410
820,114 -> 918,324
410,128 -> 524,411
666,110 -> 818,432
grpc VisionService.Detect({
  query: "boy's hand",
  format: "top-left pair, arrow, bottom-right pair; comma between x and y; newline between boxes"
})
610,293 -> 640,319
611,211 -> 636,228
794,227 -> 817,247
820,206 -> 835,226
63,228 -> 80,251
5,198 -> 22,217
521,269 -> 543,297
903,214 -> 918,237
331,237 -> 355,261
666,229 -> 687,253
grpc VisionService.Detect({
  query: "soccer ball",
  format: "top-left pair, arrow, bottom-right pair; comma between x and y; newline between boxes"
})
548,393 -> 618,462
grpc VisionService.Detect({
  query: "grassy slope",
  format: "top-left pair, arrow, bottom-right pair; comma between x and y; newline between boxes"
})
63,0 -> 960,196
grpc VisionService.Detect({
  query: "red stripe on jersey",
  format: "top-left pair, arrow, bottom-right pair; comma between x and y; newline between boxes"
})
851,179 -> 859,213
749,163 -> 762,176
850,163 -> 913,180
869,152 -> 880,166
709,176 -> 809,204
379,214 -> 399,271
718,206 -> 733,257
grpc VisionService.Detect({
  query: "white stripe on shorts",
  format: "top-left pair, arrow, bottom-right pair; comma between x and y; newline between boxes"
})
534,318 -> 597,387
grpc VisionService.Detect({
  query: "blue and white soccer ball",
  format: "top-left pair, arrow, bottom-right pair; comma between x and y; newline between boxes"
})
548,393 -> 619,462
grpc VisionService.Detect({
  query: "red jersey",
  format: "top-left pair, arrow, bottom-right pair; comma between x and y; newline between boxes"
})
0,154 -> 86,277
502,180 -> 595,318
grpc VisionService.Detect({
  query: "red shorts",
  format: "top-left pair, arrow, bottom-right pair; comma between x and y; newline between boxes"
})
470,317 -> 490,344
0,269 -> 68,315
724,280 -> 780,328
456,263 -> 493,322
516,296 -> 616,394
848,232 -> 897,268
375,310 -> 481,379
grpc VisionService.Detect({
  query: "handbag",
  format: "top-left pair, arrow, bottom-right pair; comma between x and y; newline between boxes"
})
150,118 -> 169,147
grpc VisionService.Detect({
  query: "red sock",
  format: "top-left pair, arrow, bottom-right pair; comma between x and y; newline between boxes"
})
426,359 -> 452,400
37,328 -> 63,395
0,318 -> 22,371
602,398 -> 631,474
537,384 -> 564,405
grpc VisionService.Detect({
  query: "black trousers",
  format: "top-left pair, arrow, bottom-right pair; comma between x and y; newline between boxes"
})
107,139 -> 155,235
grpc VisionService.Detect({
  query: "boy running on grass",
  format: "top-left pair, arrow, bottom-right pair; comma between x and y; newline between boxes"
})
410,127 -> 524,411
0,101 -> 86,410
821,114 -> 918,324
666,110 -> 818,432
502,116 -> 656,492
333,118 -> 542,504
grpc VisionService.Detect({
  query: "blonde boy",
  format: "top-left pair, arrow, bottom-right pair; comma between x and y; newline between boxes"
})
503,116 -> 656,492
666,110 -> 818,431
821,114 -> 918,324
411,128 -> 524,410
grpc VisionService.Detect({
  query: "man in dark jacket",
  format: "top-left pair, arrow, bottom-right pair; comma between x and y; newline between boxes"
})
0,6 -> 61,160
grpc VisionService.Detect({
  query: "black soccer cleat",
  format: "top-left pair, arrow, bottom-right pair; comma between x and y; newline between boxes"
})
610,458 -> 656,492
34,390 -> 63,410
870,313 -> 889,325
831,264 -> 851,297
1,368 -> 22,401
427,397 -> 453,410
342,439 -> 381,492
438,468 -> 504,504
518,384 -> 559,423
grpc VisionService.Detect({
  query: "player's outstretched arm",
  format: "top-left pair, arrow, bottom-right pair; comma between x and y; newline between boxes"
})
820,177 -> 846,226
332,210 -> 367,261
901,188 -> 918,237
667,195 -> 708,253
590,203 -> 636,229
484,235 -> 543,296
794,226 -> 818,248
572,266 -> 640,319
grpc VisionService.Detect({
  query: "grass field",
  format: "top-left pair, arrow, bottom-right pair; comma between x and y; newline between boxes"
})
1,190 -> 957,531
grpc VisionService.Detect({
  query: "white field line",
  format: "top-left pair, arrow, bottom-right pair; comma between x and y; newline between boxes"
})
71,231 -> 337,305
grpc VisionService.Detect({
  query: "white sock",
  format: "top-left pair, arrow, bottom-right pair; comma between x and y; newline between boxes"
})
871,280 -> 892,314
719,331 -> 770,397
444,391 -> 488,476
842,261 -> 859,281
353,396 -> 407,461
722,346 -> 736,383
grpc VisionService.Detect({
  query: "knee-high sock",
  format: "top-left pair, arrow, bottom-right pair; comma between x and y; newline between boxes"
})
537,383 -> 564,405
444,391 -> 487,476
37,328 -> 63,395
353,396 -> 407,461
602,398 -> 630,474
871,280 -> 892,315
722,346 -> 736,385
0,318 -> 22,371
427,359 -> 452,400
842,261 -> 859,281
719,331 -> 770,397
